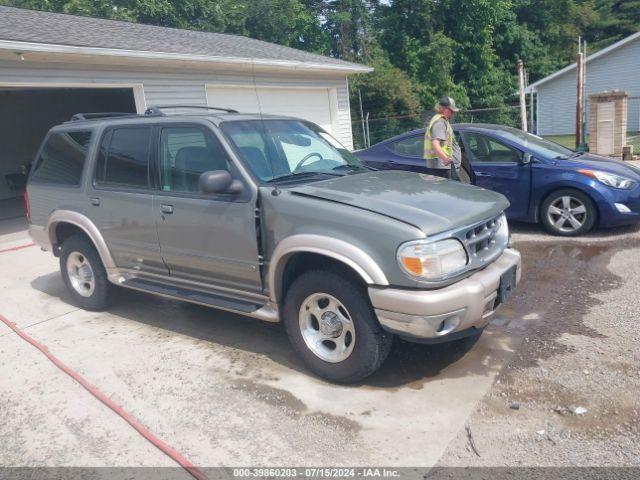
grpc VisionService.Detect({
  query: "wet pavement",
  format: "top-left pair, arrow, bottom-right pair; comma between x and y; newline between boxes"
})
1,222 -> 639,469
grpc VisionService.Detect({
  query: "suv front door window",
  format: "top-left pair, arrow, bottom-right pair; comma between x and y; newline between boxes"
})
154,124 -> 262,291
159,127 -> 231,193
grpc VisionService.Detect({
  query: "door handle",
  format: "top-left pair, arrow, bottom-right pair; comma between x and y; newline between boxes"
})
160,204 -> 174,214
90,197 -> 101,206
475,172 -> 491,177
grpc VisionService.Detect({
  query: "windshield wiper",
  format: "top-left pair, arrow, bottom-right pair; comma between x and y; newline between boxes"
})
266,171 -> 340,183
332,164 -> 368,173
569,151 -> 586,158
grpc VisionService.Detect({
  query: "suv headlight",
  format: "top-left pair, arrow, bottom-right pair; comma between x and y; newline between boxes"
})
578,169 -> 636,189
397,238 -> 468,281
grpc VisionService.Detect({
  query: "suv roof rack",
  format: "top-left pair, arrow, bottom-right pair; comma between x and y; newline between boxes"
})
144,105 -> 239,115
70,112 -> 139,121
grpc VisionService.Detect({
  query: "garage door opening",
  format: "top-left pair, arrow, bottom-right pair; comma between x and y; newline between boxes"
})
0,87 -> 136,222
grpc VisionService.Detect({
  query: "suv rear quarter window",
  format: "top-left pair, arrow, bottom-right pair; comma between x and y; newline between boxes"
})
95,126 -> 152,189
30,130 -> 93,186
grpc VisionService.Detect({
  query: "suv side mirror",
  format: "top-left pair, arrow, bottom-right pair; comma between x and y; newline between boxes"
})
199,170 -> 243,195
521,152 -> 533,165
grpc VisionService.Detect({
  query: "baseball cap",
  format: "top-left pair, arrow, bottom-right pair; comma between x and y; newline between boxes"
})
439,96 -> 460,112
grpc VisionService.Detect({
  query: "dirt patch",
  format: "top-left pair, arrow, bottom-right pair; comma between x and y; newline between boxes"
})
438,235 -> 640,466
230,378 -> 362,435
231,379 -> 307,413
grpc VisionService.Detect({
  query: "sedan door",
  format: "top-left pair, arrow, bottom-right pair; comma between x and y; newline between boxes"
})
460,131 -> 532,219
153,124 -> 263,293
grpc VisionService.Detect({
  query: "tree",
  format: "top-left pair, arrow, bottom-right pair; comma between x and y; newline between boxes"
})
4,0 -> 640,133
349,53 -> 422,147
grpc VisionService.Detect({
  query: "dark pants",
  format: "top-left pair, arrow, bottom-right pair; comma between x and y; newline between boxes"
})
424,167 -> 452,180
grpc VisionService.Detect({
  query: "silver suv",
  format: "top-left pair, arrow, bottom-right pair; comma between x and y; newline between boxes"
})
27,106 -> 521,382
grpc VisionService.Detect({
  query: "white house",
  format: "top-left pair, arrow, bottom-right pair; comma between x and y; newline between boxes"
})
0,6 -> 371,203
526,32 -> 640,136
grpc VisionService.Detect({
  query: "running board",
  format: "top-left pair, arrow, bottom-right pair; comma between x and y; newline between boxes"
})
120,277 -> 277,320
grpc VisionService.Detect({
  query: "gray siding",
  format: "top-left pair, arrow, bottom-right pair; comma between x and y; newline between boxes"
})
536,37 -> 640,135
0,59 -> 354,148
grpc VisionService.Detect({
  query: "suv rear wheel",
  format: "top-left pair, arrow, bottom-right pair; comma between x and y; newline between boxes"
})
60,235 -> 111,311
283,270 -> 392,383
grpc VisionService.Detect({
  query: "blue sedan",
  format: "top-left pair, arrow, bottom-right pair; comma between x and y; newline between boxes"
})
355,124 -> 640,236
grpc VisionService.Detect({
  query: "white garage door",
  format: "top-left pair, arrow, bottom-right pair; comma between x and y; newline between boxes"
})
205,86 -> 335,134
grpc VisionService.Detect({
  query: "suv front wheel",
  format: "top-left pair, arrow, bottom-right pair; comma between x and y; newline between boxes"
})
60,234 -> 111,311
283,270 -> 392,383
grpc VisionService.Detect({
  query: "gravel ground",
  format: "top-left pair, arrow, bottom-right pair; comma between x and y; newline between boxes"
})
437,222 -> 640,467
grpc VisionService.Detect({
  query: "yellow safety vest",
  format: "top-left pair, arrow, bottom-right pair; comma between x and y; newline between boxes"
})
423,113 -> 453,160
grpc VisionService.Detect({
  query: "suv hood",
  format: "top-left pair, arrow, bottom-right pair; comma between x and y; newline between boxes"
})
289,171 -> 509,235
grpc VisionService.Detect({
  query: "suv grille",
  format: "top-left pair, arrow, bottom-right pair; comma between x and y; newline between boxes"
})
461,214 -> 507,268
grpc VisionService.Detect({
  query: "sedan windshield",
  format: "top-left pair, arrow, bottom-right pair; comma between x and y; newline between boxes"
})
490,126 -> 574,159
220,119 -> 367,182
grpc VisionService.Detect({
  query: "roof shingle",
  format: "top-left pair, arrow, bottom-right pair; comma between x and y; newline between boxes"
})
0,6 -> 368,71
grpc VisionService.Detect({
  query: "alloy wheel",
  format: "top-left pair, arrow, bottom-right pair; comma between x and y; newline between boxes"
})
298,293 -> 356,363
66,251 -> 96,297
547,195 -> 587,233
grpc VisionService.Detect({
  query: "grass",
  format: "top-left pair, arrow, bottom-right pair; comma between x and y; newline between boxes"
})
544,132 -> 640,152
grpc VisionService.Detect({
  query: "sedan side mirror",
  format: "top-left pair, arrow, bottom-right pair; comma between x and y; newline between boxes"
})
521,152 -> 533,165
199,170 -> 243,195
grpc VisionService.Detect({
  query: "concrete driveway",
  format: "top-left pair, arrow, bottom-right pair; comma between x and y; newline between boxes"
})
1,220 -> 638,472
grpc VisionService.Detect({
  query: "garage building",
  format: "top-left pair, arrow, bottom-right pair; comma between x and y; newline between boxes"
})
0,5 -> 371,216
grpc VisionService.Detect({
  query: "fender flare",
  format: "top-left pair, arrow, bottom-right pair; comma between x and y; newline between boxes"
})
268,234 -> 389,303
47,210 -> 116,270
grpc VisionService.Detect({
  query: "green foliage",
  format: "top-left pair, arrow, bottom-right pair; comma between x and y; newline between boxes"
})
3,0 -> 640,138
349,53 -> 422,147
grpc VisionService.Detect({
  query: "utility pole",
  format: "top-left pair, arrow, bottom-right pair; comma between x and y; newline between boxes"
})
576,49 -> 584,150
578,39 -> 589,151
358,89 -> 366,149
517,60 -> 528,132
528,70 -> 534,133
365,112 -> 371,148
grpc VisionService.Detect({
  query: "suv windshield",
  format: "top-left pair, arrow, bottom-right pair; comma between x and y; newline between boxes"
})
491,127 -> 574,159
220,119 -> 367,182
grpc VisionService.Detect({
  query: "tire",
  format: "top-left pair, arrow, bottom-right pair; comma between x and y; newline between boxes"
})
540,188 -> 596,236
282,269 -> 393,383
60,234 -> 111,311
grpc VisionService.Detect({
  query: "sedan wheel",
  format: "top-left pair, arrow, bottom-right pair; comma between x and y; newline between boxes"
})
541,189 -> 596,236
547,195 -> 587,233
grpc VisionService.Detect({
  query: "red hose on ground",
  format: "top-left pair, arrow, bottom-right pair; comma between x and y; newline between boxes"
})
0,242 -> 35,254
0,312 -> 207,480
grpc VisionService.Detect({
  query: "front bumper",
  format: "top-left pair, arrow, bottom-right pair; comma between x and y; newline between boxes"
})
369,248 -> 521,341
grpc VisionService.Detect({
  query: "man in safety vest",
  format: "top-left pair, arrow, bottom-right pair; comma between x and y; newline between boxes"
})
423,96 -> 460,179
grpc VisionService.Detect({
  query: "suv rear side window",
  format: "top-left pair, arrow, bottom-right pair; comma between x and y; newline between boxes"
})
96,127 -> 152,189
31,130 -> 93,185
